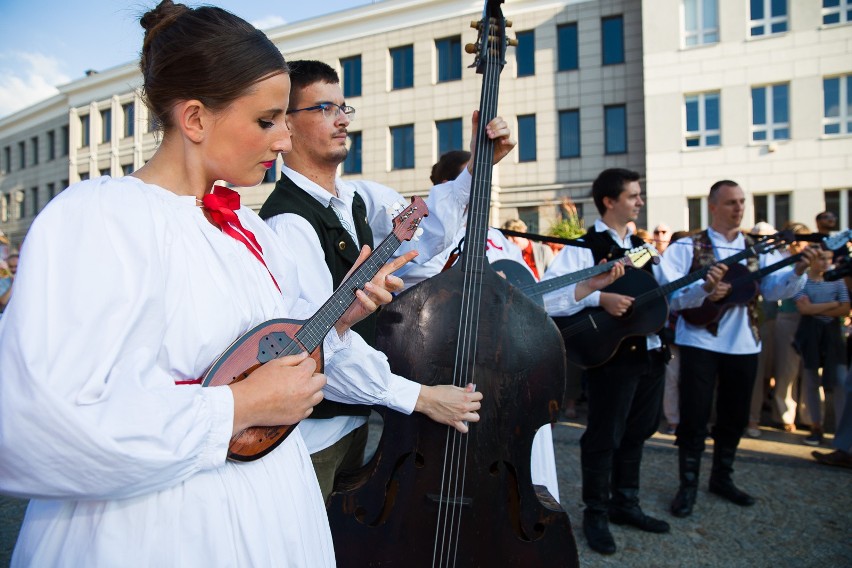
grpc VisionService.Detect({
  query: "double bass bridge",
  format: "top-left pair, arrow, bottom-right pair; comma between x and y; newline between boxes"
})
426,493 -> 473,508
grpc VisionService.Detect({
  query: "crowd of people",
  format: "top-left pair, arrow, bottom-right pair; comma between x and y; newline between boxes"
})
0,1 -> 849,565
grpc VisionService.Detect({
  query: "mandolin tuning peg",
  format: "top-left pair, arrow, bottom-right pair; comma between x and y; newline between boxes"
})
412,227 -> 424,241
465,43 -> 478,54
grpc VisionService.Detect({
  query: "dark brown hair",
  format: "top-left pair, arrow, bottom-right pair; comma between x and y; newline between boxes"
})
430,150 -> 470,185
139,0 -> 288,131
592,168 -> 640,215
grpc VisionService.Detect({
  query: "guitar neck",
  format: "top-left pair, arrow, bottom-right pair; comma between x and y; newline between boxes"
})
293,233 -> 402,353
656,245 -> 759,299
525,256 -> 627,299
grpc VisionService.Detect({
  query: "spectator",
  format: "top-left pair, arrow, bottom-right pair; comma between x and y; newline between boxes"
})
815,211 -> 838,235
653,223 -> 672,254
501,218 -> 555,279
794,249 -> 850,446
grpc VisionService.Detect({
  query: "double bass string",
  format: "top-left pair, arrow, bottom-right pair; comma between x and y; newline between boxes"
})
436,23 -> 502,565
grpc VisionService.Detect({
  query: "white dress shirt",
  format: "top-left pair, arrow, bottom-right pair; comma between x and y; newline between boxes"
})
663,227 -> 807,355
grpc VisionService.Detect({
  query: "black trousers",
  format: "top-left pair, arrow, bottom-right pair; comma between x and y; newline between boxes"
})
676,346 -> 758,452
580,352 -> 665,500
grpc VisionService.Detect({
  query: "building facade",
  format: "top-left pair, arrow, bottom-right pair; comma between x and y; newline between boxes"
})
642,0 -> 852,232
1,0 -> 849,249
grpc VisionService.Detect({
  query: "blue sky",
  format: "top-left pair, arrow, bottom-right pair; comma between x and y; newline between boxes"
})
0,0 -> 374,118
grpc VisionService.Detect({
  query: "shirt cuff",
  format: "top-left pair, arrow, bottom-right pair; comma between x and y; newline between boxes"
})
323,327 -> 353,356
382,375 -> 421,414
198,385 -> 235,470
581,290 -> 601,308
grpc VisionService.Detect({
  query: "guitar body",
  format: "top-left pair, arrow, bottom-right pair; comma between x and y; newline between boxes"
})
679,263 -> 759,326
491,259 -> 541,305
202,318 -> 322,462
327,266 -> 577,567
552,269 -> 668,369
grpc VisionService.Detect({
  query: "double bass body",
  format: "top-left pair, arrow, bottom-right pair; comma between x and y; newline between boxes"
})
327,265 -> 578,567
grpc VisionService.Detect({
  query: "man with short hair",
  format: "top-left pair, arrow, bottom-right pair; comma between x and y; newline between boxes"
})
664,180 -> 817,518
541,169 -> 710,555
260,60 -> 515,498
652,223 -> 671,254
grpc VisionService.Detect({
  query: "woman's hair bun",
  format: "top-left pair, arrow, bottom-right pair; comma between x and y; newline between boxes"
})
140,0 -> 188,35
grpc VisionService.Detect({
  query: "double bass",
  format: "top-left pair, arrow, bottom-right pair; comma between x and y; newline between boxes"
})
327,2 -> 579,566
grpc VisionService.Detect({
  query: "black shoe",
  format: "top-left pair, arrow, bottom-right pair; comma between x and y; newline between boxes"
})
609,505 -> 671,533
708,478 -> 756,506
583,510 -> 616,555
670,486 -> 697,518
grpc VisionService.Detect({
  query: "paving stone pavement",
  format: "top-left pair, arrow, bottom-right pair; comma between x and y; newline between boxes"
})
2,411 -> 849,567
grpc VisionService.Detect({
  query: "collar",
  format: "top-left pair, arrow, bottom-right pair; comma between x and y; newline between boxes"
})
593,218 -> 633,245
707,226 -> 744,245
280,164 -> 354,209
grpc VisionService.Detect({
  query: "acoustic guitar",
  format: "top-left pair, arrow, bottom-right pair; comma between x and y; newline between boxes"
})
201,197 -> 428,462
492,243 -> 659,306
552,232 -> 789,368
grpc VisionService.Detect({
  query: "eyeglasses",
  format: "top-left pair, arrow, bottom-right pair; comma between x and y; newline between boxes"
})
653,230 -> 668,234
286,102 -> 355,121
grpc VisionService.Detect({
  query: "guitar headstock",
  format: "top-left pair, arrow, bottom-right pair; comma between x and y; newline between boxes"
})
390,196 -> 429,242
752,231 -> 792,255
466,0 -> 513,75
822,228 -> 852,251
623,243 -> 661,269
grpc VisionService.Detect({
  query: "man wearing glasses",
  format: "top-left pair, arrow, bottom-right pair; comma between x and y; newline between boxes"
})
652,223 -> 671,254
259,60 -> 516,499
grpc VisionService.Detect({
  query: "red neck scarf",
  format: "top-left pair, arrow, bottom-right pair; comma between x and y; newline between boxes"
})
201,185 -> 280,292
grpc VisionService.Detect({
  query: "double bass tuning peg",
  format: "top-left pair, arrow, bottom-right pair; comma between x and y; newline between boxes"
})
507,38 -> 518,47
465,43 -> 478,54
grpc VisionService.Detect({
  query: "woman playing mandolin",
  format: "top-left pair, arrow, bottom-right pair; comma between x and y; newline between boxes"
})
0,2 -> 412,565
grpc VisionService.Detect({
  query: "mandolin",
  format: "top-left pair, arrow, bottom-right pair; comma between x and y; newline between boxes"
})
201,197 -> 428,462
553,232 -> 790,369
680,229 -> 852,326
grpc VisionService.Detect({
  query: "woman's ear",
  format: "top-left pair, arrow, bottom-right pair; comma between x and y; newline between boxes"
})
173,100 -> 207,143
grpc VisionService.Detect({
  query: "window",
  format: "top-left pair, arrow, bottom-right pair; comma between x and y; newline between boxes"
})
602,16 -> 625,65
61,126 -> 69,156
341,56 -> 362,98
390,125 -> 415,170
751,84 -> 789,141
685,92 -> 720,147
518,206 -> 540,234
436,118 -> 463,158
31,136 -> 39,165
516,31 -> 535,77
47,130 -> 55,160
753,193 -> 790,228
750,0 -> 787,37
436,36 -> 462,83
101,108 -> 112,143
825,189 -> 852,229
687,197 -> 705,230
517,115 -> 537,162
559,110 -> 581,158
3,146 -> 10,172
18,141 -> 25,169
47,182 -> 56,200
824,75 -> 852,135
390,45 -> 414,90
122,163 -> 134,176
123,103 -> 135,138
557,23 -> 578,71
30,187 -> 39,216
263,161 -> 277,184
823,0 -> 852,25
80,115 -> 90,147
344,131 -> 362,174
605,105 -> 627,154
19,190 -> 26,219
683,0 -> 719,46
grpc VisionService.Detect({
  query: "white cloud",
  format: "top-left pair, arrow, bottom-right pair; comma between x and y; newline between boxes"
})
251,15 -> 287,30
0,52 -> 71,119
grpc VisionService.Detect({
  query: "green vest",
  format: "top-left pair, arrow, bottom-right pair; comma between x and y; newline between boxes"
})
260,173 -> 374,419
